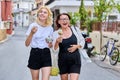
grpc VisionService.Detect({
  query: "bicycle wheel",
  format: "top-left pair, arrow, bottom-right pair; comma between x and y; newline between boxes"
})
109,47 -> 119,65
99,45 -> 107,61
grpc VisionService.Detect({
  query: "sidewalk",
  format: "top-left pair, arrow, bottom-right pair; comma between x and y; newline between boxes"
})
91,55 -> 120,73
0,31 -> 15,44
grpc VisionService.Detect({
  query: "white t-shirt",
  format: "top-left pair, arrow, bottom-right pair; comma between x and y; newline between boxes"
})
26,22 -> 53,48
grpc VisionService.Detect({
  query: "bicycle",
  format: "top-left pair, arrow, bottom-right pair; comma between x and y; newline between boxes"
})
99,36 -> 119,65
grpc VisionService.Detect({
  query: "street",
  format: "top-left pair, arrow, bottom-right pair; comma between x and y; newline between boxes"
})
0,27 -> 120,80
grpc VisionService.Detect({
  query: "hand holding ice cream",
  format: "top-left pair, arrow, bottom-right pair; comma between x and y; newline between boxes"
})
46,36 -> 53,43
57,29 -> 63,43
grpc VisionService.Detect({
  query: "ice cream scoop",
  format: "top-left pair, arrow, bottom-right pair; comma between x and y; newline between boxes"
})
58,29 -> 63,35
46,36 -> 53,43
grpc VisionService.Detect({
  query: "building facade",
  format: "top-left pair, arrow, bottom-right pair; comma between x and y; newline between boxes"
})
46,0 -> 120,30
13,0 -> 36,27
0,1 -> 1,22
46,0 -> 120,53
0,1 -> 7,42
46,0 -> 94,29
0,0 -> 13,42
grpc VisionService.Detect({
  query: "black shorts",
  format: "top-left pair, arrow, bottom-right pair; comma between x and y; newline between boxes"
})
58,51 -> 81,74
28,48 -> 52,70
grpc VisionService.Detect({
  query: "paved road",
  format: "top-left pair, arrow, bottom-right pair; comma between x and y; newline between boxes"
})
0,27 -> 120,80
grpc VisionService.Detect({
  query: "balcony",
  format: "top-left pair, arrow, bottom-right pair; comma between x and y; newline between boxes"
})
47,0 -> 94,11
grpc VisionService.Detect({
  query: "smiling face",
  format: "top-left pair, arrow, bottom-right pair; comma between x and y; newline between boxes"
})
38,8 -> 49,21
36,6 -> 53,26
58,15 -> 70,28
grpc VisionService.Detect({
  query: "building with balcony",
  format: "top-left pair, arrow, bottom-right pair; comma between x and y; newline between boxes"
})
13,0 -> 36,27
12,0 -> 49,27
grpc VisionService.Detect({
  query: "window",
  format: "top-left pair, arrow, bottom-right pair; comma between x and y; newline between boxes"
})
26,16 -> 28,20
17,4 -> 19,8
18,15 -> 20,19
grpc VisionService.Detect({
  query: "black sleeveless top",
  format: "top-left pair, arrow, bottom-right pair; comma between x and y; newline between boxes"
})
59,31 -> 77,53
58,29 -> 81,64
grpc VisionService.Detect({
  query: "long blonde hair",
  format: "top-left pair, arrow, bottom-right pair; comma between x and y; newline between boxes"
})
36,6 -> 53,26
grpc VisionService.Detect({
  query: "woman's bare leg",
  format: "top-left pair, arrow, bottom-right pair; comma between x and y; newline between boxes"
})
70,73 -> 79,80
41,67 -> 51,80
30,69 -> 39,80
61,74 -> 68,80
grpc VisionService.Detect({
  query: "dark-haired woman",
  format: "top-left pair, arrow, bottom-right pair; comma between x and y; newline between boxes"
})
52,13 -> 85,80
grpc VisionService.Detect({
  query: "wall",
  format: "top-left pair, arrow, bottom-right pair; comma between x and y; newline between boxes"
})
0,1 -> 1,21
0,1 -> 7,42
90,31 -> 120,53
90,31 -> 100,53
0,29 -> 7,42
59,6 -> 79,13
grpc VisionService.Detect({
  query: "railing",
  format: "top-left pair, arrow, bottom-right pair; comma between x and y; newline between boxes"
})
92,21 -> 120,32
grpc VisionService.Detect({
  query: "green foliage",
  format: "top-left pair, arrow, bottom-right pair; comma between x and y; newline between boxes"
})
92,51 -> 98,55
69,0 -> 115,35
116,3 -> 120,13
93,0 -> 114,22
79,0 -> 88,22
69,12 -> 80,26
84,18 -> 97,33
118,56 -> 120,62
78,0 -> 89,31
93,0 -> 115,50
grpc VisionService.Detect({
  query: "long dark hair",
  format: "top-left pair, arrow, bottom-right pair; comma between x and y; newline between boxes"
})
55,13 -> 71,29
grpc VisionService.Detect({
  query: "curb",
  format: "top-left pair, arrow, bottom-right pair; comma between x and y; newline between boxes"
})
0,37 -> 8,44
91,55 -> 120,73
0,31 -> 15,44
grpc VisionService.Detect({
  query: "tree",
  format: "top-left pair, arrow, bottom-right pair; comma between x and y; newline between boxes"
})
94,0 -> 114,21
69,12 -> 80,26
69,0 -> 93,35
115,2 -> 120,13
93,0 -> 114,50
79,0 -> 88,30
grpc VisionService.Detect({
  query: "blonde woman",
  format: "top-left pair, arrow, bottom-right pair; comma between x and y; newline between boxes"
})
25,6 -> 53,80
